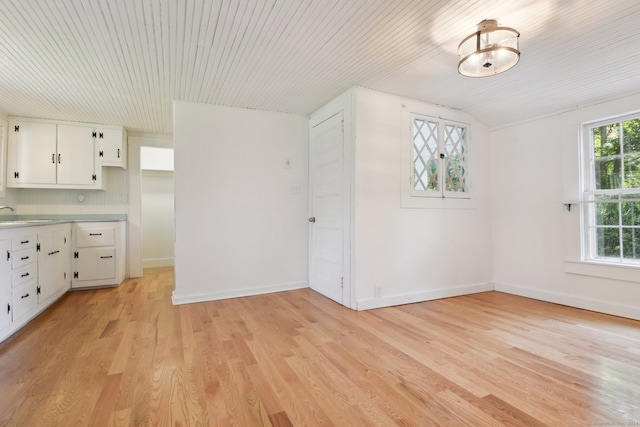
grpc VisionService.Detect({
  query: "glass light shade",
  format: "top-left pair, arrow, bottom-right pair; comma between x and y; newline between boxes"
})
457,19 -> 520,77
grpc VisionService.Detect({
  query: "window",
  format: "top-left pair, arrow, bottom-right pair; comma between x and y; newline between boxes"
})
411,113 -> 469,199
582,114 -> 640,265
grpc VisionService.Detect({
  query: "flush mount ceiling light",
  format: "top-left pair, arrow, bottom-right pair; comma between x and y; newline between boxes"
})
457,19 -> 520,77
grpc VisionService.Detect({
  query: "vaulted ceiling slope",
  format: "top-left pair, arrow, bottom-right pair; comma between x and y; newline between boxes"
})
0,0 -> 639,135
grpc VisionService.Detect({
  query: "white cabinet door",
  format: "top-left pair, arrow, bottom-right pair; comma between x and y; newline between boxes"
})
98,127 -> 127,168
75,247 -> 116,281
8,120 -> 57,185
37,228 -> 71,304
0,240 -> 11,332
57,124 -> 98,185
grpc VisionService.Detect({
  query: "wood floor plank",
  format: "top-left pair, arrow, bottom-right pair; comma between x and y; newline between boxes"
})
1,267 -> 639,426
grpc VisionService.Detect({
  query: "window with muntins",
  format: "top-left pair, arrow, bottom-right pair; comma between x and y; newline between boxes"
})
411,114 -> 469,198
582,114 -> 640,265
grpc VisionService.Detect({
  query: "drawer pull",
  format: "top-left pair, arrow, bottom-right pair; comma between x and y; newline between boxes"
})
100,255 -> 113,259
21,256 -> 29,261
48,250 -> 60,256
89,233 -> 103,236
20,240 -> 29,244
21,272 -> 29,278
21,293 -> 30,299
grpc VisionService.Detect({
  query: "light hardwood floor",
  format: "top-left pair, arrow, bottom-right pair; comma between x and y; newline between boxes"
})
1,267 -> 639,426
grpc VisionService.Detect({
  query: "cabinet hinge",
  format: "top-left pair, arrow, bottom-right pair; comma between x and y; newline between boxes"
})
36,243 -> 41,252
99,132 -> 104,139
14,125 -> 19,132
6,303 -> 10,314
99,150 -> 104,157
64,272 -> 67,279
341,277 -> 344,288
73,272 -> 79,279
6,250 -> 9,261
37,286 -> 41,295
92,174 -> 97,181
92,131 -> 97,138
64,237 -> 67,244
74,251 -> 79,258
14,171 -> 19,179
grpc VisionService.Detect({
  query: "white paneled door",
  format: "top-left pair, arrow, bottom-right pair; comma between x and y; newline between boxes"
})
309,112 -> 344,304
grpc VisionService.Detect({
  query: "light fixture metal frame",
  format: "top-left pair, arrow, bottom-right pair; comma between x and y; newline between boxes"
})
457,19 -> 520,77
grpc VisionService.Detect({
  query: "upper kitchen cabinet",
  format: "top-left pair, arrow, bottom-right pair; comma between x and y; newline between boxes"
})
97,126 -> 127,169
7,118 -> 127,189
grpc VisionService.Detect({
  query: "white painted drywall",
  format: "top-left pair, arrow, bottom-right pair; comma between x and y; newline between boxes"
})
141,170 -> 174,267
172,102 -> 309,304
141,146 -> 174,171
351,88 -> 493,309
491,93 -> 640,320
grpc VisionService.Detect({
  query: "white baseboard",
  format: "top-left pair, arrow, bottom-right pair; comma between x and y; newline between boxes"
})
172,281 -> 308,305
356,282 -> 493,311
494,281 -> 640,321
143,258 -> 175,268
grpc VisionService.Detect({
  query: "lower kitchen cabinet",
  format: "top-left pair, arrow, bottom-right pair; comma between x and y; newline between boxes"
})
0,220 -> 127,343
72,221 -> 126,289
0,239 -> 11,332
37,227 -> 71,305
0,223 -> 71,342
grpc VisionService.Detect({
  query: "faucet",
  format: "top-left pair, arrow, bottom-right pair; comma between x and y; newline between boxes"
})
0,206 -> 14,212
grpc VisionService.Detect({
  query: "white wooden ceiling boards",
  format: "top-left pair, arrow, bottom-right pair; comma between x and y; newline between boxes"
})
0,0 -> 638,134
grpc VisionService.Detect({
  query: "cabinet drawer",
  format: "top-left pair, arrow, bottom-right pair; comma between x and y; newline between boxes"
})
75,228 -> 115,247
12,264 -> 37,288
12,247 -> 37,270
12,234 -> 36,251
12,280 -> 37,321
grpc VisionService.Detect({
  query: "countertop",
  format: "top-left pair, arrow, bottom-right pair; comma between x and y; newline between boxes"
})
0,214 -> 127,229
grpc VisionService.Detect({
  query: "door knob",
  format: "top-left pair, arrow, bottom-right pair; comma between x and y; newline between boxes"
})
308,217 -> 316,223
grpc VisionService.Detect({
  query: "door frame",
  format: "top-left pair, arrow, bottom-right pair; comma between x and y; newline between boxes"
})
309,90 -> 355,309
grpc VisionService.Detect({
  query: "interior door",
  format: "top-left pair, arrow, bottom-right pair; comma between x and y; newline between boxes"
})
309,112 -> 344,304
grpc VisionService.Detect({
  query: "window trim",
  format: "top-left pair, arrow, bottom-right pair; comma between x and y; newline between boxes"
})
409,113 -> 470,200
580,113 -> 640,266
401,107 -> 475,210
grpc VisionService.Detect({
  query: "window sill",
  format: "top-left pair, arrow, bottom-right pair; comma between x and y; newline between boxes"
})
564,259 -> 640,284
401,194 -> 477,210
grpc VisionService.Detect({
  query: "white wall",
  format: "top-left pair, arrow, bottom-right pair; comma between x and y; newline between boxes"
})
172,102 -> 309,304
141,170 -> 174,267
128,134 -> 174,278
351,88 -> 494,309
491,93 -> 640,320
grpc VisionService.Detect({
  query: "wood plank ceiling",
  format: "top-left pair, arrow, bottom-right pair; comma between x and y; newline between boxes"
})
0,0 -> 639,135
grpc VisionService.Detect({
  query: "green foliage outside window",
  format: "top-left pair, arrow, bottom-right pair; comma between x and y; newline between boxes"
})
590,118 -> 640,261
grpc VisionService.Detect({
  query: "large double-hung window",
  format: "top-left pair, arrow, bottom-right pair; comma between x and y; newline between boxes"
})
582,114 -> 640,264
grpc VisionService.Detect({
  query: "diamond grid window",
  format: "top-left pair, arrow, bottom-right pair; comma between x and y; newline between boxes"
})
411,114 -> 469,199
413,118 -> 439,191
444,124 -> 468,193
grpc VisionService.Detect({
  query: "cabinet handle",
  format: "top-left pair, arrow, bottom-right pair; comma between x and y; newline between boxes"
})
100,256 -> 113,259
117,148 -> 120,158
21,240 -> 29,244
58,153 -> 61,164
21,272 -> 29,278
52,153 -> 55,164
21,256 -> 29,261
48,250 -> 60,256
21,293 -> 30,299
89,233 -> 102,236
